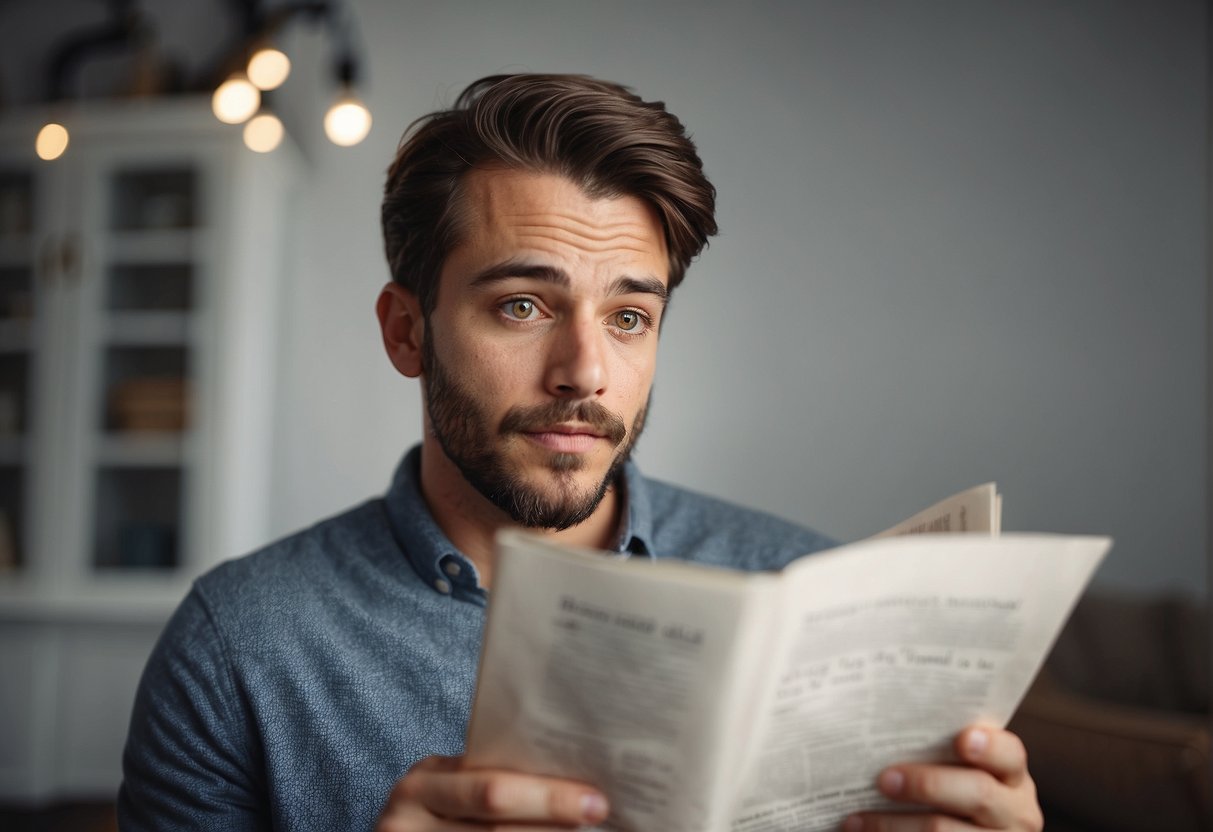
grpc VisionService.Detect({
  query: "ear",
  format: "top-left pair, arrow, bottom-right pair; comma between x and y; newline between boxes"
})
376,282 -> 426,378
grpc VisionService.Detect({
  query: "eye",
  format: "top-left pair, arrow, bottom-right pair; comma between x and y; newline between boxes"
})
501,298 -> 539,320
612,310 -> 648,333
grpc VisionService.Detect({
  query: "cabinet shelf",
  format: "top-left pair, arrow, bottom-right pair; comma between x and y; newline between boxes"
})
0,238 -> 33,268
0,435 -> 27,465
0,577 -> 190,623
94,432 -> 191,467
0,319 -> 32,352
101,311 -> 195,345
107,229 -> 204,264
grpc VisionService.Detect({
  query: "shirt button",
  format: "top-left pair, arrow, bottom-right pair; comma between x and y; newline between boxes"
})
434,578 -> 451,595
443,560 -> 462,578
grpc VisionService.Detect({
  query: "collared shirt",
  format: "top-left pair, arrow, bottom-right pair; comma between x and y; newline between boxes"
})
118,447 -> 833,831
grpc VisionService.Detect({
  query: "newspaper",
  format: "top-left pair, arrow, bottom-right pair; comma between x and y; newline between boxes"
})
870,482 -> 1001,538
464,485 -> 1108,832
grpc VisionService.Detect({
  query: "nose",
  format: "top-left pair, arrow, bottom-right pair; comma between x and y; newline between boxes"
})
544,314 -> 607,399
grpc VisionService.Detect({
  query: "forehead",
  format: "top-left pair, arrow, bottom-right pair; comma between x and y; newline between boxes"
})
452,167 -> 670,277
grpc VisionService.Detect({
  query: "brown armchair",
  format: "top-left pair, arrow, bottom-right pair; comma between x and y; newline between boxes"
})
1009,592 -> 1210,831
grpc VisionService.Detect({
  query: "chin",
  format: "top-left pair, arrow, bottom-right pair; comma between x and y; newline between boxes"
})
525,449 -> 611,487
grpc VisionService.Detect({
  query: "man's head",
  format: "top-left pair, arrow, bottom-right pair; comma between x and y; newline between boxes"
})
382,73 -> 717,316
378,74 -> 717,535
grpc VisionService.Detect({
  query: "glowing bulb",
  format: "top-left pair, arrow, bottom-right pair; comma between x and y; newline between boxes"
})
35,122 -> 70,160
243,112 -> 284,153
324,95 -> 372,147
247,47 -> 291,90
212,74 -> 260,124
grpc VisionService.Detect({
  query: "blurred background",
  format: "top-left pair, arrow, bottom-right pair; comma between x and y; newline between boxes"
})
0,1 -> 1206,830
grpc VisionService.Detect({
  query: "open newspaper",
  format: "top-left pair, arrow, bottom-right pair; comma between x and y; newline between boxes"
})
464,484 -> 1108,832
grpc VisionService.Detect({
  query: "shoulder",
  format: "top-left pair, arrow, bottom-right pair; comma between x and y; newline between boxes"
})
203,499 -> 387,582
637,474 -> 836,572
191,498 -> 410,639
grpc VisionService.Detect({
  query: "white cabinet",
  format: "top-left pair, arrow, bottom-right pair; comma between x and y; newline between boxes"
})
0,98 -> 297,801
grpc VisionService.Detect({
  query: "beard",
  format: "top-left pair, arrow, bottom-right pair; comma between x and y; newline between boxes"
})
422,329 -> 648,531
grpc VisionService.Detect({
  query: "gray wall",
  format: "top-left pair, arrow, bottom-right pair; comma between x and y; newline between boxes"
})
3,0 -> 1207,595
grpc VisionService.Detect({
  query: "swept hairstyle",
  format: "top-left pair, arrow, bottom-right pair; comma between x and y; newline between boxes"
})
381,73 -> 718,315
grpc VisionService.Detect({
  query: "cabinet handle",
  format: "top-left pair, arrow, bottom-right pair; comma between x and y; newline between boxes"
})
38,238 -> 58,284
60,235 -> 80,282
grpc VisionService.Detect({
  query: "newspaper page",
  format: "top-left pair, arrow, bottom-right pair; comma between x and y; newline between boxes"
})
871,483 -> 1001,538
731,534 -> 1108,832
465,531 -> 781,832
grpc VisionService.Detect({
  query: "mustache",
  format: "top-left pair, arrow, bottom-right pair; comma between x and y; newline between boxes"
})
499,400 -> 628,447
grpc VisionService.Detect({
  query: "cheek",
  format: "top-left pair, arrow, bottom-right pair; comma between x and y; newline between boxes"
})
607,347 -> 657,414
441,330 -> 530,403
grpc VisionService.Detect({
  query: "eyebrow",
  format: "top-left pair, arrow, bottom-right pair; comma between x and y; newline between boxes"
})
469,259 -> 669,306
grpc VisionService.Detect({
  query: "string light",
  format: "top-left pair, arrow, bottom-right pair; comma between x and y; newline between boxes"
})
243,112 -> 284,153
247,47 -> 291,90
35,123 -> 70,160
206,12 -> 372,152
212,73 -> 260,124
41,3 -> 372,157
323,92 -> 372,147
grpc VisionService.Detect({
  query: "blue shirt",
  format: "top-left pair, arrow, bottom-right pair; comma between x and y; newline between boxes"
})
118,447 -> 833,831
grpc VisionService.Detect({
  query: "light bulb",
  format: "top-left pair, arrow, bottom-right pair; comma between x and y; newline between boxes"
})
324,95 -> 372,147
247,47 -> 291,90
35,122 -> 70,160
243,112 -> 284,153
212,73 -> 260,124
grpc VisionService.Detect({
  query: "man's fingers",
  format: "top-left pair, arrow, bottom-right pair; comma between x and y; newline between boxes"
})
872,764 -> 1020,829
380,800 -> 566,832
863,756 -> 1041,831
842,811 -> 978,831
954,726 -> 1029,785
378,799 -> 485,832
395,764 -> 608,826
843,728 -> 1042,831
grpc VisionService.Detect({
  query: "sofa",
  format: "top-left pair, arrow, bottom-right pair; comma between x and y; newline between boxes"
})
1008,592 -> 1210,831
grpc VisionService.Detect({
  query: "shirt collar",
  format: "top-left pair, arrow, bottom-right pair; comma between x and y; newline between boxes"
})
383,446 -> 656,603
616,460 -> 654,557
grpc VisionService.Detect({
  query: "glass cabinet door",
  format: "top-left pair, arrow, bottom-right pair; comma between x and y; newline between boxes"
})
0,101 -> 293,600
90,164 -> 201,573
0,168 -> 37,575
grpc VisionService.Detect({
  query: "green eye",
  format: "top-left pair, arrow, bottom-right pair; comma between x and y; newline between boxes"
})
505,299 -> 535,319
615,310 -> 642,331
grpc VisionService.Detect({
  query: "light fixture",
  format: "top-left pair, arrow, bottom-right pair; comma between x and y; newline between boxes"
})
35,122 -> 70,161
243,111 -> 284,153
324,93 -> 371,147
247,46 -> 291,91
322,55 -> 371,147
206,3 -> 372,152
39,4 -> 146,161
212,72 -> 260,124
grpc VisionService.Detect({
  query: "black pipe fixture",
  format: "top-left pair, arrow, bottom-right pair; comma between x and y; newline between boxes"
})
34,0 -> 371,159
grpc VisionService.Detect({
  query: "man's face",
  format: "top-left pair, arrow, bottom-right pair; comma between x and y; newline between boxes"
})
421,168 -> 669,530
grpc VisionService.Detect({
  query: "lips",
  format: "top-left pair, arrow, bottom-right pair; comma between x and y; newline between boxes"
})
531,423 -> 607,438
523,428 -> 606,454
499,400 -> 628,449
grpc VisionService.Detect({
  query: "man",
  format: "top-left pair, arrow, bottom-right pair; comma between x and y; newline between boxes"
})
120,74 -> 1043,832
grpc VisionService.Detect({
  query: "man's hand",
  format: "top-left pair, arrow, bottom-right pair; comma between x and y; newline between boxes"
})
376,755 -> 610,830
842,725 -> 1043,831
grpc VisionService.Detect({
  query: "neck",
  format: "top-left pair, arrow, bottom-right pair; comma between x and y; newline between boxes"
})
417,436 -> 622,588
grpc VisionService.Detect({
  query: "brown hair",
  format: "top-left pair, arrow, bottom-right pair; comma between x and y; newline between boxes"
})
381,73 -> 718,314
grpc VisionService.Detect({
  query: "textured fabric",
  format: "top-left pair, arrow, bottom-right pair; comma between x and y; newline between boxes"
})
118,446 -> 833,831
